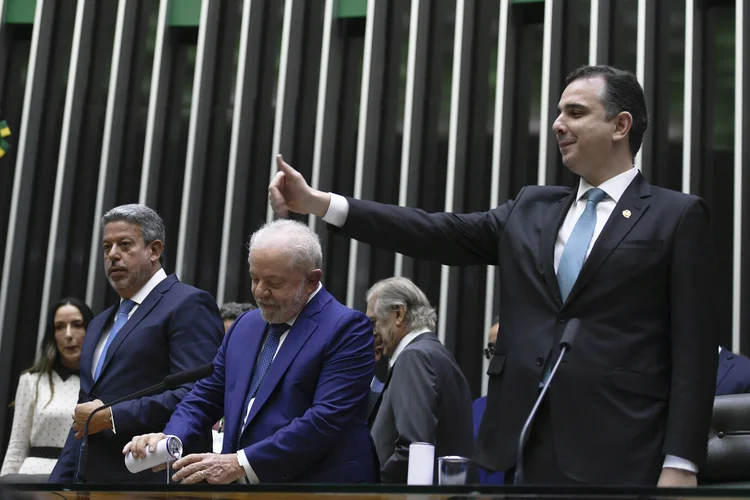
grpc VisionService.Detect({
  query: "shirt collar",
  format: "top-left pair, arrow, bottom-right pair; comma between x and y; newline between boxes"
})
122,268 -> 168,306
284,282 -> 323,327
54,361 -> 80,381
389,327 -> 431,368
577,167 -> 639,204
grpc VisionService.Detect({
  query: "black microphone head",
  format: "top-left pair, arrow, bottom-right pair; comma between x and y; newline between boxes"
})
163,363 -> 214,389
560,318 -> 580,349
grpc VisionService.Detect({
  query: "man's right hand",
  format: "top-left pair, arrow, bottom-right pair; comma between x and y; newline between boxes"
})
269,154 -> 331,218
123,432 -> 169,472
123,432 -> 167,459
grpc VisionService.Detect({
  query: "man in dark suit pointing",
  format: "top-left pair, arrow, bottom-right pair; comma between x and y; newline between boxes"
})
268,65 -> 719,487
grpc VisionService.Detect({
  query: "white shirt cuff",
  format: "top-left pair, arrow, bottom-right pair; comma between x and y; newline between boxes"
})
663,455 -> 698,473
237,450 -> 260,484
321,193 -> 349,227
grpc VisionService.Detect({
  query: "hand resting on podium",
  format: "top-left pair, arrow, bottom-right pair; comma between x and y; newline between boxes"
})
124,432 -> 245,484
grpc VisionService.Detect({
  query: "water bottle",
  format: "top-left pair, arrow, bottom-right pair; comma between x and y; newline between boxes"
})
125,435 -> 183,474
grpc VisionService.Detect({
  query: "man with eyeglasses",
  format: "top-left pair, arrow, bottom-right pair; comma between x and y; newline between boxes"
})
483,319 -> 499,362
474,319 -> 503,484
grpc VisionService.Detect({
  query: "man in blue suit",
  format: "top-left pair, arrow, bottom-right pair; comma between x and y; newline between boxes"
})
125,219 -> 377,484
716,346 -> 750,395
50,204 -> 223,484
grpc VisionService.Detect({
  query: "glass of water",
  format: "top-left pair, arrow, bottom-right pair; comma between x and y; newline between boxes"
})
437,455 -> 470,485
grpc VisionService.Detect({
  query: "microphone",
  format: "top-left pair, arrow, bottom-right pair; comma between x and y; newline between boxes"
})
75,363 -> 214,483
163,364 -> 215,389
514,319 -> 579,485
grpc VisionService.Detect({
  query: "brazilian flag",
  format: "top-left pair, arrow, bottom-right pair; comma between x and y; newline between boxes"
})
0,120 -> 10,158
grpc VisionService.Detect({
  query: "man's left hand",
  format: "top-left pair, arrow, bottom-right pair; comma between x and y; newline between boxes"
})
72,399 -> 112,439
657,468 -> 697,487
171,453 -> 246,484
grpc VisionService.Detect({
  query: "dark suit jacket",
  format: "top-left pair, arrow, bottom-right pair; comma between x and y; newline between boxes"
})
716,347 -> 750,395
472,397 -> 504,484
49,274 -> 223,484
164,286 -> 377,483
369,332 -> 473,483
334,173 -> 719,485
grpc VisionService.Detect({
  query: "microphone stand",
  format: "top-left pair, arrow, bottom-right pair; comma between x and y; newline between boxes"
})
75,381 -> 166,484
514,343 -> 570,486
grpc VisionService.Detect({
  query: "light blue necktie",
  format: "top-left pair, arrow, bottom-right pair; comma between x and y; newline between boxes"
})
540,188 -> 607,387
239,322 -> 290,435
94,299 -> 135,381
557,188 -> 607,302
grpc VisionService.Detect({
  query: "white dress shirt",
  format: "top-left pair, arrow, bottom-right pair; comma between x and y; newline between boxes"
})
91,268 -> 167,434
553,168 -> 639,272
236,282 -> 322,484
321,170 -> 697,474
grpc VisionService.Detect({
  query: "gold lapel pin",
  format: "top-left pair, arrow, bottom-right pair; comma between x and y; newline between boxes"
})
622,209 -> 632,219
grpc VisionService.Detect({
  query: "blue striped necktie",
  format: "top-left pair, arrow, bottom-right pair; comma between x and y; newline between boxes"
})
239,323 -> 290,434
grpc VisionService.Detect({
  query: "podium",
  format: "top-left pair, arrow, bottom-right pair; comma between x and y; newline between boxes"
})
7,484 -> 750,500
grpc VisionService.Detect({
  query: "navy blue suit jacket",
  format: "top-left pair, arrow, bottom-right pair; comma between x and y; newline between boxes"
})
716,347 -> 750,395
471,397 -> 504,485
164,285 -> 377,483
49,274 -> 223,484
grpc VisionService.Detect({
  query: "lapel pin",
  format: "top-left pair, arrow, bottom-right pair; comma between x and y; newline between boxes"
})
622,209 -> 632,219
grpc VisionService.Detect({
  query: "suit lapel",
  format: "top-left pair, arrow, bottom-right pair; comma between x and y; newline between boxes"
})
80,306 -> 116,391
367,332 -> 436,426
564,174 -> 652,306
368,367 -> 393,428
240,287 -> 332,436
540,190 -> 577,305
92,275 -> 176,388
716,348 -> 734,390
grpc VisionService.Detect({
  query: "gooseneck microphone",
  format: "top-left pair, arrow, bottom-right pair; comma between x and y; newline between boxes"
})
514,319 -> 579,485
75,363 -> 214,484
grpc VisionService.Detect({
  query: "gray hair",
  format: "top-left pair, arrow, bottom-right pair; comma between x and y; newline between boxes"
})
219,302 -> 257,321
248,219 -> 323,273
101,204 -> 166,246
366,277 -> 437,331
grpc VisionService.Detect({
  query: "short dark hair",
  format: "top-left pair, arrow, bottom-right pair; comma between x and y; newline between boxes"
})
565,65 -> 649,159
102,204 -> 166,247
220,302 -> 256,321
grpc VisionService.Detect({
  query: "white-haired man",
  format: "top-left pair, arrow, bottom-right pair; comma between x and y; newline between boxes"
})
125,220 -> 377,484
367,277 -> 473,483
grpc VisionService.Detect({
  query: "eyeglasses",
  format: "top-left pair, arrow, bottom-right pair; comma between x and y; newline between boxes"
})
484,343 -> 495,360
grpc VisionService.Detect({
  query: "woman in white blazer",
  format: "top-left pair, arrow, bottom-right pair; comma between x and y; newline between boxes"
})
1,297 -> 93,476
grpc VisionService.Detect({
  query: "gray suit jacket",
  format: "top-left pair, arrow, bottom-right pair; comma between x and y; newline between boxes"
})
369,332 -> 474,483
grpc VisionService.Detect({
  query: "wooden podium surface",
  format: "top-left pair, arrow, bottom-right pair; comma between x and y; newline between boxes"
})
10,485 -> 750,500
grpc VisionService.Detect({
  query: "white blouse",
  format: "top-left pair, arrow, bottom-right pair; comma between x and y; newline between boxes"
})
1,371 -> 80,476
